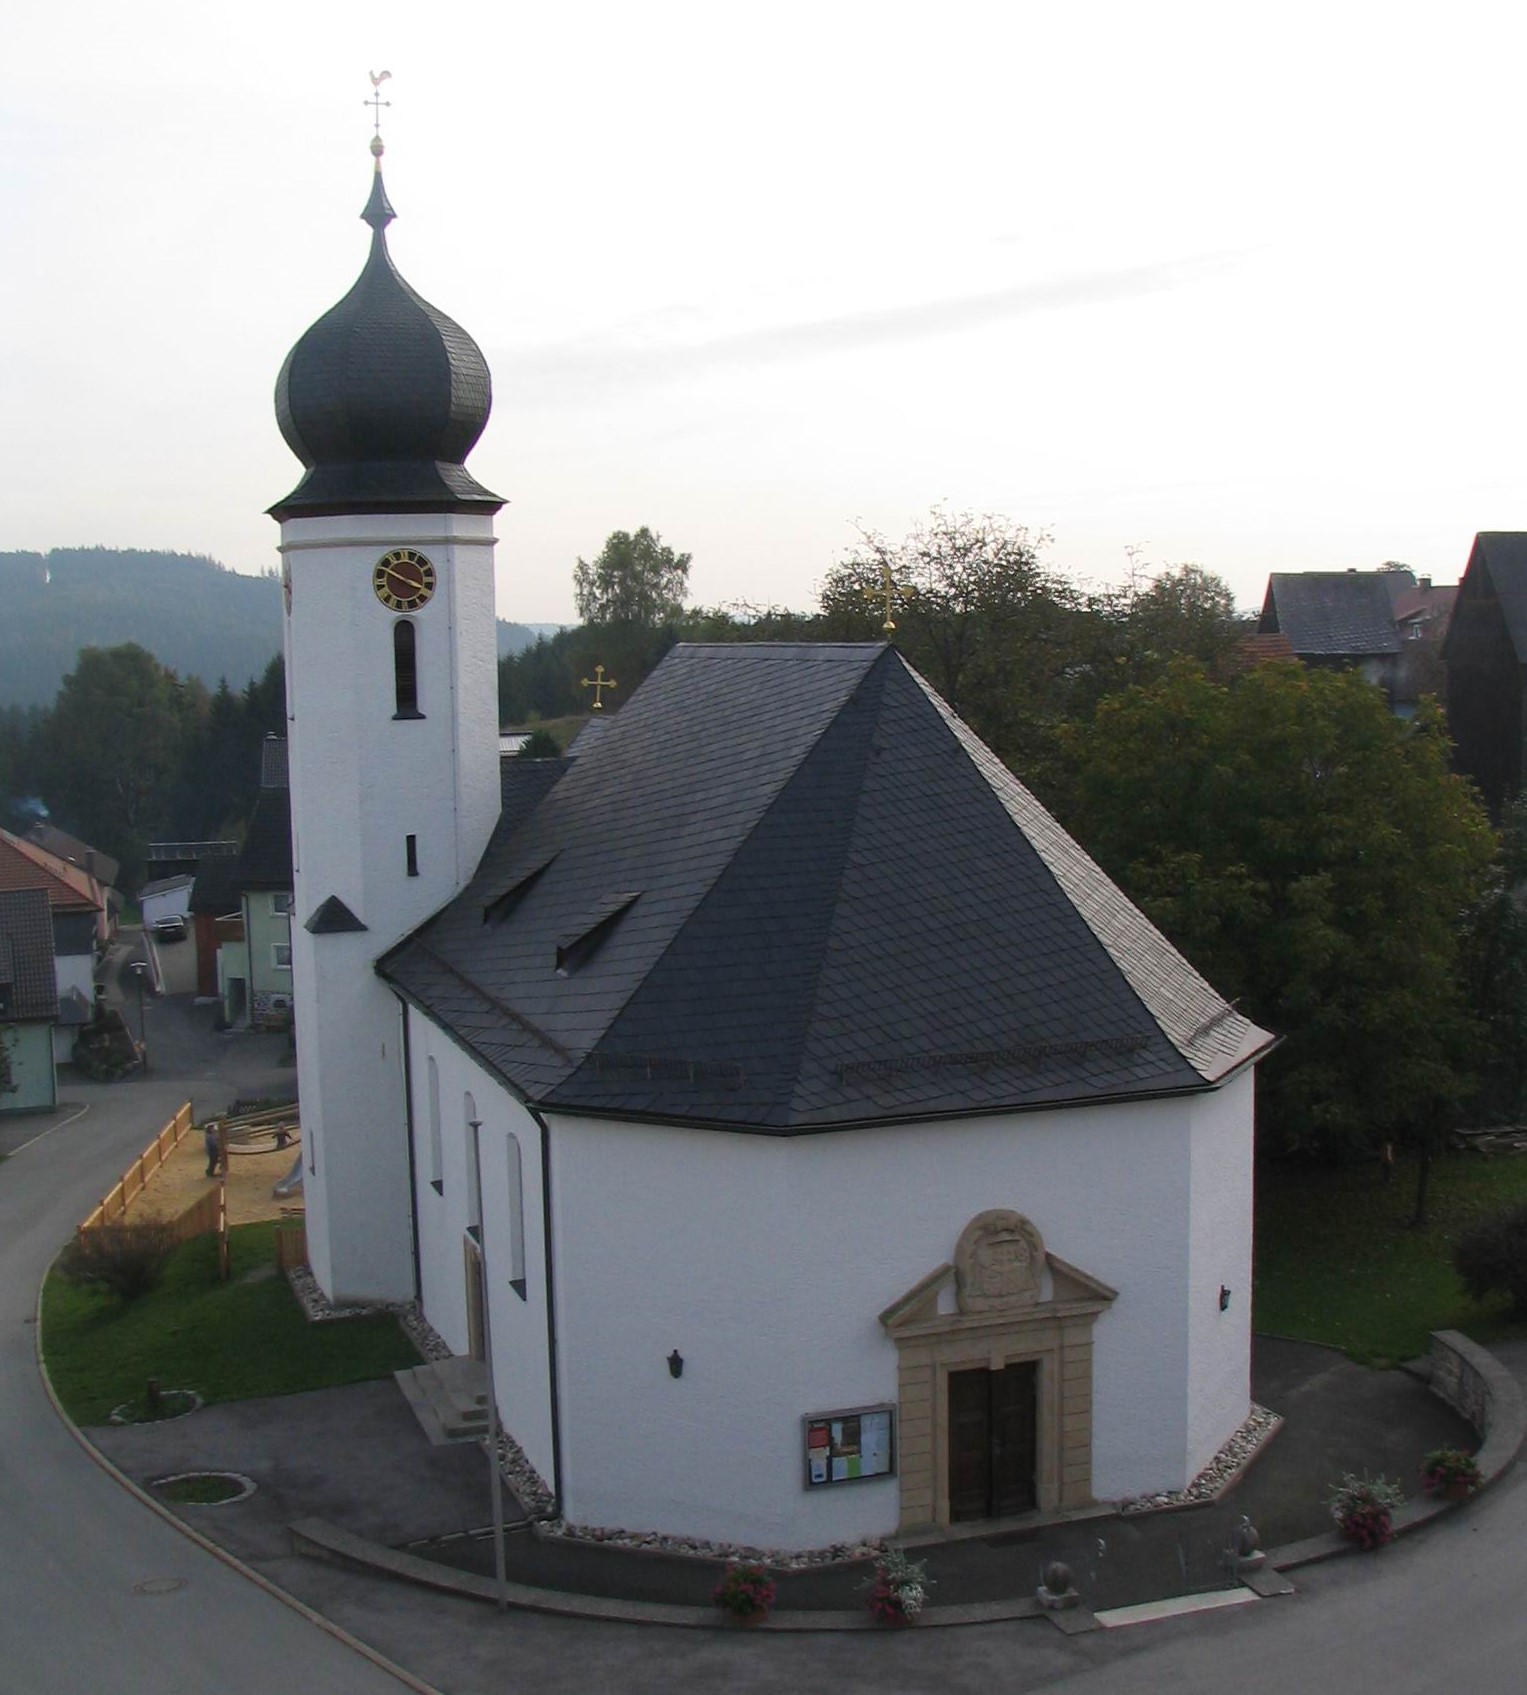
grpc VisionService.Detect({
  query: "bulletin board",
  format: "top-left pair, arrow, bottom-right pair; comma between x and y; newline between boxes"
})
803,1404 -> 895,1488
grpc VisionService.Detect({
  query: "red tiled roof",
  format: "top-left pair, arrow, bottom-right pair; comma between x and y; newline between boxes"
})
0,832 -> 98,911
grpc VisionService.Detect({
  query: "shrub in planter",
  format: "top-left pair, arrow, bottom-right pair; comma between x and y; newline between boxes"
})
1328,1473 -> 1404,1549
58,1221 -> 177,1301
711,1562 -> 776,1622
1421,1447 -> 1482,1498
1453,1204 -> 1527,1317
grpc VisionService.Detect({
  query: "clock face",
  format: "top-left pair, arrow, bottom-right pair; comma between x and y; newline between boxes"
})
373,548 -> 436,613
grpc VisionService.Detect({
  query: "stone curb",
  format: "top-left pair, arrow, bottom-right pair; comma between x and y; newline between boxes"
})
290,1517 -> 1046,1632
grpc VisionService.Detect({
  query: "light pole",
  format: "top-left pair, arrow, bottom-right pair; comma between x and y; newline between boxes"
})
127,960 -> 149,1072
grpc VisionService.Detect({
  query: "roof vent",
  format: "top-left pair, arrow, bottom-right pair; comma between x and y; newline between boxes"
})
556,892 -> 641,976
483,855 -> 557,926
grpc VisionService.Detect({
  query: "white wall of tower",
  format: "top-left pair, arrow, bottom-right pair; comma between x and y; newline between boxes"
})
280,509 -> 500,1304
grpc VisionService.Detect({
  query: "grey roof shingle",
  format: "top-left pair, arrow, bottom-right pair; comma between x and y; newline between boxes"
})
1261,573 -> 1401,656
237,788 -> 293,892
1444,533 -> 1527,664
0,887 -> 59,1022
381,645 -> 1273,1131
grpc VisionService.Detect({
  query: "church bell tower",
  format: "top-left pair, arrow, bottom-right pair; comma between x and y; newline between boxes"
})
270,122 -> 503,1303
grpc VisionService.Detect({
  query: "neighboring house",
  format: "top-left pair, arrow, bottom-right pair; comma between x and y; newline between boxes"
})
4,828 -> 112,950
189,853 -> 243,1000
218,736 -> 294,1030
1258,567 -> 1454,715
23,824 -> 120,928
0,831 -> 98,1062
138,874 -> 194,930
1444,532 -> 1527,817
267,156 -> 1277,1553
0,887 -> 59,1113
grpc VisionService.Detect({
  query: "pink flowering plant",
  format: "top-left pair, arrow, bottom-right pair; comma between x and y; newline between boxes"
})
711,1562 -> 777,1620
1328,1472 -> 1404,1549
861,1548 -> 934,1622
1421,1447 -> 1482,1497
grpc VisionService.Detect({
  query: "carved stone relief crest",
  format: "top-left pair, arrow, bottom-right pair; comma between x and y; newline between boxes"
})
954,1209 -> 1044,1313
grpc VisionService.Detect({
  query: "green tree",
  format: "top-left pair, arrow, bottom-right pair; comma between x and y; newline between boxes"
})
573,528 -> 691,627
1063,661 -> 1496,1164
41,644 -> 202,884
819,508 -> 1089,791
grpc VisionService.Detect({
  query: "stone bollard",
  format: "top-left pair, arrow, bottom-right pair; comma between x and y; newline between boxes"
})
1037,1559 -> 1081,1611
1231,1516 -> 1266,1574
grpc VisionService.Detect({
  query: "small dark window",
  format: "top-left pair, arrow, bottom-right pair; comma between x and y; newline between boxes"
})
406,834 -> 419,877
393,620 -> 423,719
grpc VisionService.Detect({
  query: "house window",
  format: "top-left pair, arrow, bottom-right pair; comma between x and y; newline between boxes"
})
427,1056 -> 443,1194
270,892 -> 293,916
393,620 -> 423,719
505,1131 -> 527,1299
272,943 -> 292,970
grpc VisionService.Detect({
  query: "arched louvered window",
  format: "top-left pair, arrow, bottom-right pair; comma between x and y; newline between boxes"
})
393,620 -> 423,718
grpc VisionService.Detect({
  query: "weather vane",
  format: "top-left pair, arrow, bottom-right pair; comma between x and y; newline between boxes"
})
365,70 -> 392,158
865,561 -> 909,636
581,664 -> 618,710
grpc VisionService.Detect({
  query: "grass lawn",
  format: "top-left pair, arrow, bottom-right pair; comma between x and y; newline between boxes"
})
1255,1151 -> 1527,1366
41,1220 -> 421,1425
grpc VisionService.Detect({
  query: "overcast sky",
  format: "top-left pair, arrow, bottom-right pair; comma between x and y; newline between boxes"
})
5,2 -> 1524,623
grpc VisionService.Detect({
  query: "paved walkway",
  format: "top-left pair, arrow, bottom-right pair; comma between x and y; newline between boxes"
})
88,1334 -> 1474,1621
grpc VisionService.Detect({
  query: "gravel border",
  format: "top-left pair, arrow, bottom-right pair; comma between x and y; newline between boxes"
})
1118,1403 -> 1281,1514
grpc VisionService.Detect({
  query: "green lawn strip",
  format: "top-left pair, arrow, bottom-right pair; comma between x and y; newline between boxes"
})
41,1220 -> 420,1426
1254,1152 -> 1527,1366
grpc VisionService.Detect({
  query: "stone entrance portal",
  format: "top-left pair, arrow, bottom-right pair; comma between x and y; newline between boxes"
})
879,1209 -> 1116,1533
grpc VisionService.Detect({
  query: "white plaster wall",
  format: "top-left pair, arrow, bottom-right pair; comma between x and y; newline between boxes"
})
279,510 -> 500,1304
1183,1068 -> 1255,1474
407,1010 -> 556,1485
140,886 -> 192,926
545,1096 -> 1227,1548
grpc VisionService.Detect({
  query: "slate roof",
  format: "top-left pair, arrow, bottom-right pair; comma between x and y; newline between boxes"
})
190,852 -> 244,917
1444,533 -> 1527,664
237,788 -> 293,892
0,888 -> 59,1022
24,824 -> 119,889
381,644 -> 1273,1133
1260,572 -> 1401,656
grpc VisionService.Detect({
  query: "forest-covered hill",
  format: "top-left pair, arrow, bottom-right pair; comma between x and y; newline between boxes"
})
0,548 -> 558,707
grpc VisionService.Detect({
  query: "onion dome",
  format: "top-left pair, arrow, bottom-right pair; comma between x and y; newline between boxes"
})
270,154 -> 502,520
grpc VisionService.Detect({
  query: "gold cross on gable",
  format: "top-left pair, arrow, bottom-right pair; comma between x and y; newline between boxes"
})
581,664 -> 618,710
365,70 -> 392,139
864,562 -> 909,636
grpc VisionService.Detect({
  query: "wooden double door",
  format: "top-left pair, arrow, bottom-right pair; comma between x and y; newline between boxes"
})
948,1362 -> 1038,1522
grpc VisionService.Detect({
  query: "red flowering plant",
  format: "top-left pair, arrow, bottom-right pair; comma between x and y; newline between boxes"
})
711,1562 -> 777,1621
1328,1473 -> 1404,1550
1421,1447 -> 1482,1498
861,1549 -> 933,1623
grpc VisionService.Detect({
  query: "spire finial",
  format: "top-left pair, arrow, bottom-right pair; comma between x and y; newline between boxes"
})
361,72 -> 396,232
365,70 -> 392,162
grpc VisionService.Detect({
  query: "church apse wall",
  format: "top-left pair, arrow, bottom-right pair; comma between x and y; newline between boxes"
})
543,1095 -> 1245,1549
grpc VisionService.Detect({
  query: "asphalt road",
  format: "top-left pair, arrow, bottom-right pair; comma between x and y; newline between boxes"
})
6,937 -> 1526,1693
0,937 -> 407,1695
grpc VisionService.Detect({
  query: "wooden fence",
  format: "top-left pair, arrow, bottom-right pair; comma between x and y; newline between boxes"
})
78,1102 -> 195,1234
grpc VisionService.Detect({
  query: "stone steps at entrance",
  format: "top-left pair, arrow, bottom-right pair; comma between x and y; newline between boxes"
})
395,1356 -> 490,1444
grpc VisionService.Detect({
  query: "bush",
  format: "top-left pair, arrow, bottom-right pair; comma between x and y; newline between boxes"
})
711,1562 -> 776,1620
1453,1204 -> 1527,1316
1328,1473 -> 1404,1549
59,1221 -> 177,1301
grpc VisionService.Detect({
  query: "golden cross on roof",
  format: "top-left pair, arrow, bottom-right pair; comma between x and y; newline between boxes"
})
865,561 -> 909,636
581,664 -> 618,710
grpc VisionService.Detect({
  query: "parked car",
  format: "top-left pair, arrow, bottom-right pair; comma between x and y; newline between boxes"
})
149,913 -> 188,942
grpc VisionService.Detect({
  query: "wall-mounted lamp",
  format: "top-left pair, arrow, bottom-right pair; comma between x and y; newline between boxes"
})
1218,1285 -> 1232,1312
667,1349 -> 684,1379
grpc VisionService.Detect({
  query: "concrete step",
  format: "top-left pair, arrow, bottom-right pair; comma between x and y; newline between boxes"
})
395,1357 -> 491,1445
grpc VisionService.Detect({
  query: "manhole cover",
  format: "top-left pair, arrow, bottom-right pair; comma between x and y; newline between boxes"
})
132,1577 -> 187,1596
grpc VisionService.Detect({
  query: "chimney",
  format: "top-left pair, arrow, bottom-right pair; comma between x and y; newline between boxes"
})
1419,576 -> 1432,591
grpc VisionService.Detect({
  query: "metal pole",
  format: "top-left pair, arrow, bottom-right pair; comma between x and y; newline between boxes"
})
131,962 -> 149,1071
469,1119 -> 509,1612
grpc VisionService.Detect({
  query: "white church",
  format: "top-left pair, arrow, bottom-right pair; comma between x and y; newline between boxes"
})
272,140 -> 1275,1551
